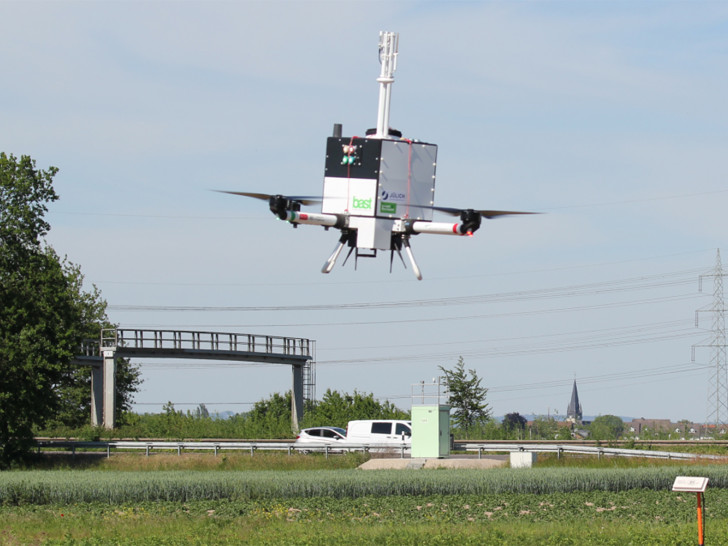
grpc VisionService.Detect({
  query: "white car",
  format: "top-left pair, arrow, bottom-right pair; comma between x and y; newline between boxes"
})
294,427 -> 349,450
346,420 -> 412,446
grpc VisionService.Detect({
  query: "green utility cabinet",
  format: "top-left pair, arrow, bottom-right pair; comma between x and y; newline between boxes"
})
411,404 -> 451,458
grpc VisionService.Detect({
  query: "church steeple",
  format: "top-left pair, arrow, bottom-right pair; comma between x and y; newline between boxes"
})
566,380 -> 582,423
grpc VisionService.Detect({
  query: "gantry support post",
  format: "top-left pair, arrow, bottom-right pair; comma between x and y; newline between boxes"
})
292,364 -> 304,433
102,349 -> 117,429
90,363 -> 103,427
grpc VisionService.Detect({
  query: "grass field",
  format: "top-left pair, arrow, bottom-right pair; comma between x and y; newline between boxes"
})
1,491 -> 723,545
2,453 -> 726,544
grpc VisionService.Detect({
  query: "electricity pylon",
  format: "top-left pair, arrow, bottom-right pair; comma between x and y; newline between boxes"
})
693,249 -> 728,426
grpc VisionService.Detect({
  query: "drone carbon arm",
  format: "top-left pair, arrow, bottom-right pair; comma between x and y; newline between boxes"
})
284,211 -> 345,228
409,220 -> 478,236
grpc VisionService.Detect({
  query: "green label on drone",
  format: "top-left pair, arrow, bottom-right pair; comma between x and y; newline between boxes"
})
352,197 -> 372,210
380,202 -> 397,214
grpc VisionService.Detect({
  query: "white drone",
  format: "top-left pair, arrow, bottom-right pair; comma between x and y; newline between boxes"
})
220,31 -> 534,280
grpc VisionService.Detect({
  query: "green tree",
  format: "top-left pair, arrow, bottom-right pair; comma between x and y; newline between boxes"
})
590,414 -> 624,441
530,416 -> 560,440
481,419 -> 506,440
194,403 -> 210,420
0,153 -> 139,466
43,264 -> 141,429
556,423 -> 574,441
304,389 -> 408,428
439,357 -> 491,433
502,412 -> 527,439
232,392 -> 294,438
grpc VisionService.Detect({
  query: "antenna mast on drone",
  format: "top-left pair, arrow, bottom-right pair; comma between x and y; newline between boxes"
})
374,31 -> 399,138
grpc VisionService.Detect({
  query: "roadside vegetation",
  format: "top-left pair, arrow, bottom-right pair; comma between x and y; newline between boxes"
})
25,452 -> 370,472
36,392 -> 728,447
37,389 -> 409,442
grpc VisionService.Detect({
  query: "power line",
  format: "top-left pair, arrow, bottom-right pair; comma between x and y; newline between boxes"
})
108,269 -> 702,313
382,362 -> 712,403
546,188 -> 728,211
93,250 -> 711,288
134,402 -> 254,406
489,363 -> 710,393
50,211 -> 264,221
132,361 -> 712,409
120,294 -> 700,330
315,329 -> 700,366
127,318 -> 699,369
321,319 -> 691,353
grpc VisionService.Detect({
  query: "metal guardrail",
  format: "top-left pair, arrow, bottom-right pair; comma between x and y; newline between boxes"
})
460,443 -> 726,461
36,440 -> 410,459
38,440 -> 723,462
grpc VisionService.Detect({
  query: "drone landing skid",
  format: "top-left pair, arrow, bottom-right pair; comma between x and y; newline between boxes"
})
390,247 -> 407,274
321,239 -> 346,274
402,239 -> 422,280
322,233 -> 422,280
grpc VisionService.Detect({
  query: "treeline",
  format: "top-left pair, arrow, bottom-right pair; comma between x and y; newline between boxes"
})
39,389 -> 633,443
39,389 -> 409,440
40,390 -> 584,442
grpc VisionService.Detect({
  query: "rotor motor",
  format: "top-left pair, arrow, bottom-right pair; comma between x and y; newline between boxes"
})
459,209 -> 482,235
269,195 -> 301,220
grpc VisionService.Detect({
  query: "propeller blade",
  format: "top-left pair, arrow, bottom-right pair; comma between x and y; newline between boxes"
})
477,210 -> 539,219
430,206 -> 538,219
214,190 -> 321,206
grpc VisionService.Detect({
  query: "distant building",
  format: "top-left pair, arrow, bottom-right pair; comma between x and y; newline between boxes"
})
627,418 -> 673,436
566,380 -> 582,424
626,419 -> 726,438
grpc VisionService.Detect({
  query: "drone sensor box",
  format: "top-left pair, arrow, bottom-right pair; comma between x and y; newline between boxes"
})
322,137 -> 437,224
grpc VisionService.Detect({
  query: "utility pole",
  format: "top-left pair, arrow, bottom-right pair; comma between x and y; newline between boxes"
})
693,249 -> 728,427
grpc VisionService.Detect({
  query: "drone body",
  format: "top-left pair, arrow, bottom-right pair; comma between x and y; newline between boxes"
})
221,31 -> 533,280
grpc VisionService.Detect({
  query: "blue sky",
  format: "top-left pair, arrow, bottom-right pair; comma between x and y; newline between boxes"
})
3,1 -> 728,423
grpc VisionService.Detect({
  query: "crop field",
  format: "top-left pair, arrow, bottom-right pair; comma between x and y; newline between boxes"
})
2,461 -> 728,544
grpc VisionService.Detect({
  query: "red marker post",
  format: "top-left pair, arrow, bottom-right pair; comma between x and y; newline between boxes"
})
672,476 -> 709,546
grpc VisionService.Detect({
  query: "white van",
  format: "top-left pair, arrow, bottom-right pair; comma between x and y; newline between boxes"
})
346,420 -> 412,447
